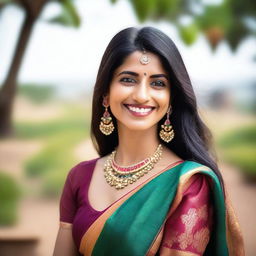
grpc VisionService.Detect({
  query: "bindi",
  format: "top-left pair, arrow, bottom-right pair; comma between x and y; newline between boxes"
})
144,73 -> 147,76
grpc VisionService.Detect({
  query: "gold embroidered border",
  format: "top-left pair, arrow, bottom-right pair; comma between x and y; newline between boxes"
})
159,248 -> 198,256
147,227 -> 165,255
225,190 -> 245,256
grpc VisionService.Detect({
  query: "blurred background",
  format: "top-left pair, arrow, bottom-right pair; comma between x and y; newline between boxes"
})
0,0 -> 255,255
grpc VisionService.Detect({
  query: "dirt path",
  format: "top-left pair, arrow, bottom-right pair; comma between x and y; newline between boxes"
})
0,138 -> 255,255
220,162 -> 256,256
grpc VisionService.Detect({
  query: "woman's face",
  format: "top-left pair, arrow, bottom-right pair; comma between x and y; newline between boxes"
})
106,51 -> 171,133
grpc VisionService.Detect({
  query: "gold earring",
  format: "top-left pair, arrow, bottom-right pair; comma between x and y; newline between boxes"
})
159,107 -> 174,143
99,100 -> 115,135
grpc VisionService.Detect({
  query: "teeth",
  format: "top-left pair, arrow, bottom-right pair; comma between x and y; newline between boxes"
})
128,106 -> 152,113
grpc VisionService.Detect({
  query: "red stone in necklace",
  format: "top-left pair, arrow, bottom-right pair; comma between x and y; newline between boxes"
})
112,158 -> 150,172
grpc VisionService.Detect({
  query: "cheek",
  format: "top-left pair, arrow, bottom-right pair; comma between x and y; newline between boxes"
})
108,84 -> 119,103
109,84 -> 131,103
157,90 -> 170,107
108,85 -> 124,111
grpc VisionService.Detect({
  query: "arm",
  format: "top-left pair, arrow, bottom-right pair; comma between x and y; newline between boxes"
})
53,225 -> 79,256
53,168 -> 79,256
159,174 -> 213,256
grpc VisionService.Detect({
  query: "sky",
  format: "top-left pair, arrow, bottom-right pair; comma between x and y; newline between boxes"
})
0,0 -> 256,98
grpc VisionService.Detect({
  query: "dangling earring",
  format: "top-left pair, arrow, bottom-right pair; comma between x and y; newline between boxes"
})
159,107 -> 174,143
99,99 -> 115,135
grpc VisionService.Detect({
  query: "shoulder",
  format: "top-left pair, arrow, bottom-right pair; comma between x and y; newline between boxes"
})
178,160 -> 223,192
181,160 -> 212,171
179,160 -> 214,177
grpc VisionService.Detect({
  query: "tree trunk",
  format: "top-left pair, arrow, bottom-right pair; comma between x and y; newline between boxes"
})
0,11 -> 36,136
0,0 -> 48,137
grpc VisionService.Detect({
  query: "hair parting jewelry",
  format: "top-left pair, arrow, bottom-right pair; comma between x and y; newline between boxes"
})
159,107 -> 175,143
140,50 -> 150,65
99,101 -> 115,135
104,144 -> 163,189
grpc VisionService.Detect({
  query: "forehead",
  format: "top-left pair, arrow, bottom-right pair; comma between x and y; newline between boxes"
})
114,51 -> 167,75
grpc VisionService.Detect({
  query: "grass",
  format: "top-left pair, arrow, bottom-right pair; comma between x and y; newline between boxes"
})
218,124 -> 256,179
219,125 -> 256,147
0,172 -> 20,226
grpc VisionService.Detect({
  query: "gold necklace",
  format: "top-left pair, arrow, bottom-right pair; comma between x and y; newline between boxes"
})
103,144 -> 163,190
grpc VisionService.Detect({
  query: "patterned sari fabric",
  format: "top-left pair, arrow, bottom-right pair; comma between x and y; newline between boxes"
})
60,160 -> 244,256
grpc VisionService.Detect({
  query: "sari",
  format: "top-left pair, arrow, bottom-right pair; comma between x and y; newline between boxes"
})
60,160 -> 244,256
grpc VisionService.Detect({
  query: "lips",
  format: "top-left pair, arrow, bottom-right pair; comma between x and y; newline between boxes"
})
124,104 -> 155,116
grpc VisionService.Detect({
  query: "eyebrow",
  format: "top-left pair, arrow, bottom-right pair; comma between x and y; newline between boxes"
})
117,71 -> 169,80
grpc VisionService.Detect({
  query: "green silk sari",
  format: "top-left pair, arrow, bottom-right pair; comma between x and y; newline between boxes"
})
79,161 -> 244,256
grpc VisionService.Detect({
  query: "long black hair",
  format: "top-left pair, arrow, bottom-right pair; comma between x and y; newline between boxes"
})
90,26 -> 224,191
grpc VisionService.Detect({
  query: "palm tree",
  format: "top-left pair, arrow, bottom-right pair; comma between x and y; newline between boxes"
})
0,0 -> 80,136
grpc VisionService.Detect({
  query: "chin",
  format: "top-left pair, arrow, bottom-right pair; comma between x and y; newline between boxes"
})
118,121 -> 158,133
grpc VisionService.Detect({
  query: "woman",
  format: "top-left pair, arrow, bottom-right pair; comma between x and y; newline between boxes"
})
53,27 -> 244,256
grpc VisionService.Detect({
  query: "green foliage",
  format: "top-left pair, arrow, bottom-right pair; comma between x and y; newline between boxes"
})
155,0 -> 178,17
18,84 -> 55,104
48,0 -> 81,27
218,124 -> 256,178
221,145 -> 256,177
228,0 -> 256,19
0,172 -> 20,226
1,0 -> 81,28
0,0 -> 12,4
219,125 -> 256,147
179,23 -> 199,45
150,0 -> 179,20
119,0 -> 256,50
226,19 -> 249,50
197,3 -> 233,31
129,0 -> 180,22
129,0 -> 157,22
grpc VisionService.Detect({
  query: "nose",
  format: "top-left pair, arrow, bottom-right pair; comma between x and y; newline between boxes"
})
132,80 -> 150,103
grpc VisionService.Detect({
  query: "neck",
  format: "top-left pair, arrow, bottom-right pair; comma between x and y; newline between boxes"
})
114,124 -> 161,166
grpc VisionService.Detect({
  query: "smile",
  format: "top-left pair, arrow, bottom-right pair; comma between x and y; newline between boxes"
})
124,104 -> 155,116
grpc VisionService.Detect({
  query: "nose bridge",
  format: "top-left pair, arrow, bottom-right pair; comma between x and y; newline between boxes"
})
133,77 -> 150,102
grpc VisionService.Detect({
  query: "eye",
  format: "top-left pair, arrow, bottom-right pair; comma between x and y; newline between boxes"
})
151,80 -> 166,88
120,77 -> 136,84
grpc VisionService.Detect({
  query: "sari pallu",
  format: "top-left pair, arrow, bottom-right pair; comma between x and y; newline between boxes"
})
79,161 -> 244,256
